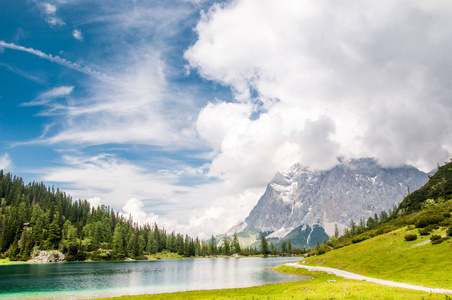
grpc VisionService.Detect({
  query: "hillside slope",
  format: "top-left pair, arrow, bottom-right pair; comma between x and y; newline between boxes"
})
300,225 -> 451,288
300,161 -> 452,289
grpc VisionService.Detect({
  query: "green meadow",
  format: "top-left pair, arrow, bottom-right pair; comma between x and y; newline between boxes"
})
301,226 -> 452,289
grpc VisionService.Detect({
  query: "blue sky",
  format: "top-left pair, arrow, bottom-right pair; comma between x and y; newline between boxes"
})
1,0 -> 452,238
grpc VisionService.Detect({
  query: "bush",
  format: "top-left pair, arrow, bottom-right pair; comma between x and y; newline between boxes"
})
430,234 -> 442,241
431,238 -> 446,245
415,213 -> 445,228
447,226 -> 452,237
419,228 -> 431,235
404,233 -> 418,241
352,235 -> 370,244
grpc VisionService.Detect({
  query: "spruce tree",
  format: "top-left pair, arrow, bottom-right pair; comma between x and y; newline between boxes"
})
260,235 -> 269,255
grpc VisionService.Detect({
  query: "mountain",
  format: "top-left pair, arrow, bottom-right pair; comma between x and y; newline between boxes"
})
229,158 -> 429,245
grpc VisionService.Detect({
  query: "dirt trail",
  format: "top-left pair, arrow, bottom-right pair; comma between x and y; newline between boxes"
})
285,263 -> 452,294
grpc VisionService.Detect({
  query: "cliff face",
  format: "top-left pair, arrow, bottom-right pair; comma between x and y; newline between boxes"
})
236,158 -> 428,237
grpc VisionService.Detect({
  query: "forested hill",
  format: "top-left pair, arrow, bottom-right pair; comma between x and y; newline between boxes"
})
398,160 -> 452,214
0,170 -> 229,261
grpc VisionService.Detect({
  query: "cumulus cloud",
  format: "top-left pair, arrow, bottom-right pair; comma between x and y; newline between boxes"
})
40,2 -> 65,26
72,29 -> 83,41
0,153 -> 12,170
186,0 -> 452,179
119,189 -> 260,239
35,153 -> 261,238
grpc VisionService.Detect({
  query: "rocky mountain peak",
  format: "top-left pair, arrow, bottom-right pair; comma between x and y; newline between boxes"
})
232,158 -> 428,238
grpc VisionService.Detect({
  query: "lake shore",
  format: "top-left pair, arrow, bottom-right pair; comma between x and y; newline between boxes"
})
97,265 -> 448,300
0,252 -> 301,266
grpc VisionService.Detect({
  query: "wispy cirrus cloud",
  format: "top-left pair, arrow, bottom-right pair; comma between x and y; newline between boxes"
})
22,86 -> 74,106
0,62 -> 45,84
0,41 -> 113,82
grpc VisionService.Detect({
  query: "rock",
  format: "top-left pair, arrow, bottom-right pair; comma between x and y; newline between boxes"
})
27,250 -> 65,263
233,158 -> 428,237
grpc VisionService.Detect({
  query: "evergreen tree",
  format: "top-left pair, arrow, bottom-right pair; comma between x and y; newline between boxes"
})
112,224 -> 125,258
47,218 -> 61,249
222,237 -> 230,255
209,235 -> 217,255
280,240 -> 287,253
232,233 -> 241,254
260,235 -> 269,255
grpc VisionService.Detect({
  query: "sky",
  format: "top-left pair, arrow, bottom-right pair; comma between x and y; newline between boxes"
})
1,0 -> 452,239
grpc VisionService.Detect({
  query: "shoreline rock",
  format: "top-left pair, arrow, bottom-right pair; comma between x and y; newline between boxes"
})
27,250 -> 65,263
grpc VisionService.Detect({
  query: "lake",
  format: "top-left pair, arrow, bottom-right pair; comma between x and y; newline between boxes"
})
0,257 -> 309,299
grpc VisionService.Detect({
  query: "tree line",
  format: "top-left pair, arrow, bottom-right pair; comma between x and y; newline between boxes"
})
0,170 -> 298,261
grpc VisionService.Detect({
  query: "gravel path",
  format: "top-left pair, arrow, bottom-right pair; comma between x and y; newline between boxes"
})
285,263 -> 452,294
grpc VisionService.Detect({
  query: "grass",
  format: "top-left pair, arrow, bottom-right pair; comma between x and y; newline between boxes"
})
145,251 -> 187,260
0,257 -> 27,265
301,226 -> 452,289
98,265 -> 448,299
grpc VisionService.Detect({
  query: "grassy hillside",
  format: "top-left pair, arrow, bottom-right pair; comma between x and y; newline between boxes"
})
399,160 -> 452,213
299,161 -> 452,289
302,221 -> 451,288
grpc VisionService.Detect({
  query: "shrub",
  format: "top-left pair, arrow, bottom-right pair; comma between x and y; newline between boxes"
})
431,238 -> 446,245
430,234 -> 442,241
404,233 -> 417,241
418,228 -> 431,236
415,213 -> 445,228
447,226 -> 452,237
352,235 -> 370,244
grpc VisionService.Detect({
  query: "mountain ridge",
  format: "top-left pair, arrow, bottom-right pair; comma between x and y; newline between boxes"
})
229,158 -> 428,242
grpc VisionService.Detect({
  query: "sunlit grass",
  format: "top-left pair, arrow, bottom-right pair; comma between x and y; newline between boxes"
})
301,226 -> 452,288
100,265 -> 448,299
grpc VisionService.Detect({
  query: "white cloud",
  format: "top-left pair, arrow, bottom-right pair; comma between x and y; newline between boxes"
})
25,48 -> 199,148
34,153 -> 262,238
23,86 -> 74,106
72,29 -> 83,41
87,196 -> 101,208
0,154 -> 12,170
0,41 -> 113,82
41,2 -> 65,26
186,0 -> 452,179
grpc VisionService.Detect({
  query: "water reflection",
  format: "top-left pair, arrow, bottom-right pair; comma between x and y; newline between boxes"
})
0,257 -> 308,299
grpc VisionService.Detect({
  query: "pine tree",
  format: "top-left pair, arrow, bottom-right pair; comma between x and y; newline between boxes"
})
112,224 -> 125,258
232,233 -> 241,253
260,235 -> 269,255
280,240 -> 287,253
47,218 -> 61,249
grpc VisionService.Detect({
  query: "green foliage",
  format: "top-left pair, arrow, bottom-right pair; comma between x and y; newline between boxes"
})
0,170 -> 213,261
419,227 -> 431,236
404,233 -> 417,241
352,234 -> 370,244
302,226 -> 452,289
259,235 -> 269,255
430,234 -> 442,241
399,161 -> 452,213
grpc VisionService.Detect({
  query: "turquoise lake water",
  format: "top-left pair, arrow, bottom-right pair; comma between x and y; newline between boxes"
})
0,257 -> 308,299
